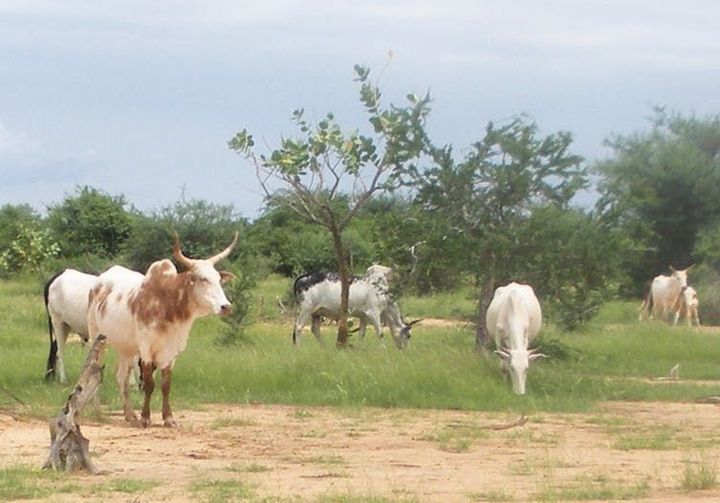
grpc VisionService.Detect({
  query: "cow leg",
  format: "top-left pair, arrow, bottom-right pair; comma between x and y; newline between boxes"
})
117,359 -> 138,424
161,366 -> 177,427
55,323 -> 68,384
140,361 -> 155,428
310,315 -> 325,344
358,317 -> 368,339
366,310 -> 384,345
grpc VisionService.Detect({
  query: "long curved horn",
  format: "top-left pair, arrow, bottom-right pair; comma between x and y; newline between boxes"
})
172,231 -> 194,269
406,318 -> 422,326
207,231 -> 239,264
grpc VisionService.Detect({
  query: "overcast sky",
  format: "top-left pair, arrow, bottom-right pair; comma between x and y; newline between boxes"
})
1,0 -> 719,218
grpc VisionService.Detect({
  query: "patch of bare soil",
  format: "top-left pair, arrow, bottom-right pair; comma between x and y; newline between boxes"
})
3,402 -> 720,502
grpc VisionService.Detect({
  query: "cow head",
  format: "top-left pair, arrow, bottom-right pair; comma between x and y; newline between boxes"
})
173,232 -> 238,316
393,318 -> 421,349
494,347 -> 547,395
669,265 -> 693,290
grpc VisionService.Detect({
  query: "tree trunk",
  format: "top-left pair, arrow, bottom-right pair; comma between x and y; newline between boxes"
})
44,335 -> 106,474
330,225 -> 351,348
475,275 -> 496,351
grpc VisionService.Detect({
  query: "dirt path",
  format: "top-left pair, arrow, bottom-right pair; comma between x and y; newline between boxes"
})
2,401 -> 720,502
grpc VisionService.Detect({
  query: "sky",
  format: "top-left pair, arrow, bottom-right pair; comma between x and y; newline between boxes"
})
1,0 -> 719,219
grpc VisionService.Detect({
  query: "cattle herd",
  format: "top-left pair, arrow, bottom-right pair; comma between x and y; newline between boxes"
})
40,234 -> 702,426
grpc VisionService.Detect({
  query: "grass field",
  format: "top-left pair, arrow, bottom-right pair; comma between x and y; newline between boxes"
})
4,274 -> 720,502
2,274 -> 720,419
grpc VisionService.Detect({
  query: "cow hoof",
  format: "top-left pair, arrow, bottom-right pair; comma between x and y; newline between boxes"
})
163,418 -> 178,428
140,417 -> 151,428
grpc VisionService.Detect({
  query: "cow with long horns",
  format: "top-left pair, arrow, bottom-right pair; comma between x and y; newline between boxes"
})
87,232 -> 237,427
486,282 -> 546,395
292,264 -> 419,349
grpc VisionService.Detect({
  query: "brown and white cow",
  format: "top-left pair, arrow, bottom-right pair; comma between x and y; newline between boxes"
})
638,265 -> 693,323
673,286 -> 701,327
87,233 -> 237,427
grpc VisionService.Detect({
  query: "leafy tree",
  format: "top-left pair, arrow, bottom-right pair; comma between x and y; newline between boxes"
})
124,195 -> 246,272
229,65 -> 431,347
0,223 -> 60,273
245,195 -> 374,277
364,195 -> 465,294
515,206 -> 630,330
595,109 -> 720,290
0,204 -> 40,256
46,186 -> 131,258
216,267 -> 256,346
417,117 -> 587,344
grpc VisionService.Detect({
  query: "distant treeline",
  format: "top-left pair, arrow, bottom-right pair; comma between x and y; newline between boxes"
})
2,109 -> 720,329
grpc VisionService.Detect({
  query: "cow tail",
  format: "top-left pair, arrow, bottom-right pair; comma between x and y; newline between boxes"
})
44,271 -> 62,380
639,280 -> 653,320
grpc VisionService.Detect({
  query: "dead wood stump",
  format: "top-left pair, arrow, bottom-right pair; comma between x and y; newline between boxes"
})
44,335 -> 106,473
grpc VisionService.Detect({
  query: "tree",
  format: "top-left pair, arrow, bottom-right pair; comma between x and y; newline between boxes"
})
417,117 -> 588,345
124,195 -> 246,272
229,65 -> 431,347
0,203 -> 39,256
595,109 -> 720,290
46,186 -> 131,258
245,194 -> 375,277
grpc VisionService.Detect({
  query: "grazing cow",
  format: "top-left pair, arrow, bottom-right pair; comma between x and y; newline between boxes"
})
486,282 -> 545,395
639,265 -> 693,322
87,233 -> 237,427
292,264 -> 418,349
44,269 -> 98,383
673,286 -> 701,327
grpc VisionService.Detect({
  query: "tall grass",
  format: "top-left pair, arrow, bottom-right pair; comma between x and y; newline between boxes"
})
2,275 -> 720,419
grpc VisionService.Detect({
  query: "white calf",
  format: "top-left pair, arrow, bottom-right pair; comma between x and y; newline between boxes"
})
673,286 -> 700,327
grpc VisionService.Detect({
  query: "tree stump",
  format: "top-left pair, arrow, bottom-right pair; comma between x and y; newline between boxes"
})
44,335 -> 106,473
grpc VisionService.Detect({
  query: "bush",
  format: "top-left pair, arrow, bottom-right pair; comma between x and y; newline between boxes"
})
46,186 -> 131,258
123,197 -> 246,272
0,224 -> 60,274
215,266 -> 256,346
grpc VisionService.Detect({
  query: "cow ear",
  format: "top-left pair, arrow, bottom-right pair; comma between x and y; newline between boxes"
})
686,264 -> 695,272
219,271 -> 235,284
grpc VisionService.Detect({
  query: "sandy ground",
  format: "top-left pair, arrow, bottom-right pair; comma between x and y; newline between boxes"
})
3,401 -> 720,502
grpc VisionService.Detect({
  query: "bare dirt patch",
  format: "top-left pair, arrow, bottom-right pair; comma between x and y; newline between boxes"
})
2,402 -> 720,501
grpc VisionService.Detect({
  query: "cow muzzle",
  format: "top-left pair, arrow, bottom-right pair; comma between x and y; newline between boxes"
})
219,304 -> 233,316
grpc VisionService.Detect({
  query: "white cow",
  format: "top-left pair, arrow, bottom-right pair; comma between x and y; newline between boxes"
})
673,286 -> 700,327
486,282 -> 545,395
639,265 -> 693,322
87,233 -> 237,427
292,264 -> 418,349
44,269 -> 98,383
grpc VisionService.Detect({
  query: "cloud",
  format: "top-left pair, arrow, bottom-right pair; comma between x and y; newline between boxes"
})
0,121 -> 39,157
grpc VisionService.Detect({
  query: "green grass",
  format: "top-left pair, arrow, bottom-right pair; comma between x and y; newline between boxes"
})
400,286 -> 476,320
418,420 -> 490,452
189,478 -> 255,502
682,453 -> 718,491
0,465 -> 63,500
3,275 -> 720,420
